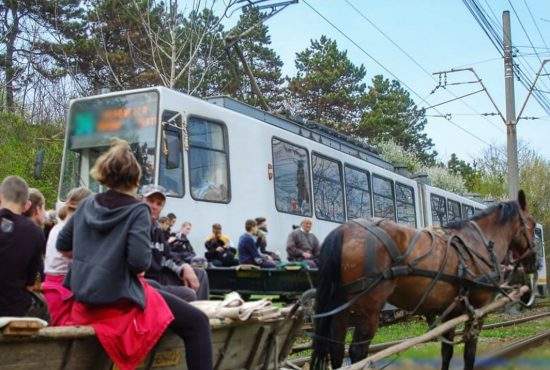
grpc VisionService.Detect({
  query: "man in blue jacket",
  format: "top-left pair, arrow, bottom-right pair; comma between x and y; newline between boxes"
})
238,219 -> 276,268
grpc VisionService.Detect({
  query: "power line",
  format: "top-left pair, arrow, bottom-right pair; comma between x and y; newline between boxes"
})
301,0 -> 501,150
343,0 -> 505,134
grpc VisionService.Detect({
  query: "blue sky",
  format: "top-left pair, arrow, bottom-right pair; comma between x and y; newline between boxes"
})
223,0 -> 550,163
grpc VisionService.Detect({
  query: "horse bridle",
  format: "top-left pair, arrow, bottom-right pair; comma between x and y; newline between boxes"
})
510,212 -> 537,266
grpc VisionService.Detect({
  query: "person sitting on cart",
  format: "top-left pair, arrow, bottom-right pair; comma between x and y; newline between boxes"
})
238,219 -> 276,268
204,223 -> 239,267
286,218 -> 320,269
254,217 -> 281,262
0,176 -> 47,320
142,185 -> 209,301
168,221 -> 207,267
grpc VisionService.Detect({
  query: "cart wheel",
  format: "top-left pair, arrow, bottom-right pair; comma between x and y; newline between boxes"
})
299,288 -> 317,323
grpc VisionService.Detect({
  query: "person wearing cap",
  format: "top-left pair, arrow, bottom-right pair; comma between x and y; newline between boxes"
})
142,185 -> 209,301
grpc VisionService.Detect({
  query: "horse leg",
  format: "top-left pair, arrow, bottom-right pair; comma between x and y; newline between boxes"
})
348,300 -> 385,364
440,328 -> 456,370
463,319 -> 483,370
329,311 -> 349,369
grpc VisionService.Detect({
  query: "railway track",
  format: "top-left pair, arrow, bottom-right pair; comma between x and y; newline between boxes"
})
474,329 -> 550,369
290,309 -> 550,357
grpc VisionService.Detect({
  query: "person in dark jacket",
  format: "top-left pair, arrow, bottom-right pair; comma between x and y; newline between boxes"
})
286,218 -> 320,268
0,176 -> 47,319
143,185 -> 209,300
205,223 -> 239,267
238,220 -> 276,268
56,139 -> 212,370
254,217 -> 280,262
168,222 -> 198,264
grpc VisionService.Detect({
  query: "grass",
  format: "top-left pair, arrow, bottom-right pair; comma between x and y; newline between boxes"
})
292,307 -> 550,367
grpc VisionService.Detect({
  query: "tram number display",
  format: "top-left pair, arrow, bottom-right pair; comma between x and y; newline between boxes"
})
69,91 -> 159,150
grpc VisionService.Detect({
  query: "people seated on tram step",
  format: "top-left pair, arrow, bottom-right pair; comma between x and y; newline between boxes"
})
238,219 -> 277,268
43,186 -> 92,326
168,221 -> 207,267
254,217 -> 281,262
205,223 -> 239,267
0,176 -> 48,320
55,140 -> 212,370
142,185 -> 209,301
158,216 -> 171,241
286,218 -> 321,268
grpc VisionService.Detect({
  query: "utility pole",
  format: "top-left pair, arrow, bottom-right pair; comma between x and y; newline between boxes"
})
503,10 -> 519,199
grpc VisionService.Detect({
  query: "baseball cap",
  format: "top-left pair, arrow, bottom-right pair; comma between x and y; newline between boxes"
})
141,184 -> 167,199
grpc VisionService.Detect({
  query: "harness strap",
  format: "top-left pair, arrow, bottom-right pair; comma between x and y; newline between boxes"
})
353,220 -> 402,263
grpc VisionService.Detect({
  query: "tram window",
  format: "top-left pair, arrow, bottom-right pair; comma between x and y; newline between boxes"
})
462,204 -> 475,219
447,199 -> 462,222
312,153 -> 345,222
159,111 -> 184,197
396,183 -> 416,227
271,138 -> 312,216
344,165 -> 372,220
188,117 -> 230,203
372,175 -> 396,221
430,194 -> 447,226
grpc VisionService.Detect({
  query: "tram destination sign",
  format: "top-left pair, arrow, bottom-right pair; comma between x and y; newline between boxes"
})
68,91 -> 159,150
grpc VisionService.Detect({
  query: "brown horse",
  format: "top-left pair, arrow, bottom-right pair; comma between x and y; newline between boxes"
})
311,190 -> 537,370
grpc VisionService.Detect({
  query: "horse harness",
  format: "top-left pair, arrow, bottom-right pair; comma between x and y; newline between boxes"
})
313,218 -> 505,319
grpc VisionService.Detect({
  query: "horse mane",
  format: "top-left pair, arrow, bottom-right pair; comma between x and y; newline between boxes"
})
445,200 -> 520,230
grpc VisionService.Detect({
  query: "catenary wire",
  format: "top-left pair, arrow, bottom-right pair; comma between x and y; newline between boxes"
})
302,0 -> 503,151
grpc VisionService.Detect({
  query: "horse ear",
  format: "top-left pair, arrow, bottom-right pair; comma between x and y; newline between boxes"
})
518,190 -> 527,211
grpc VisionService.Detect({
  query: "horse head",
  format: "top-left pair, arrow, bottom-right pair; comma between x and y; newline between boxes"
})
508,190 -> 538,274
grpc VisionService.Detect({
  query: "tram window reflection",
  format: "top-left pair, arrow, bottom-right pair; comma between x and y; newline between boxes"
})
159,110 -> 184,197
396,183 -> 416,227
345,165 -> 372,220
447,199 -> 462,222
372,175 -> 396,221
462,204 -> 475,219
312,153 -> 345,222
271,138 -> 312,216
188,117 -> 230,203
430,194 -> 447,226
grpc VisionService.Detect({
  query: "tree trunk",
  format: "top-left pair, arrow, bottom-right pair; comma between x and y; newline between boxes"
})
4,1 -> 20,111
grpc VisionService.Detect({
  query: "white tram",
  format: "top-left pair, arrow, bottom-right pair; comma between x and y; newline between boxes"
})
58,87 -> 547,292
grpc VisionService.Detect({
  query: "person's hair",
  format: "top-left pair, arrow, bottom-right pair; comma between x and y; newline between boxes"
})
182,221 -> 192,228
167,213 -> 176,220
245,219 -> 256,232
212,223 -> 222,230
159,216 -> 169,224
255,217 -> 266,225
58,187 -> 92,220
301,218 -> 312,225
90,139 -> 141,191
0,176 -> 29,205
22,188 -> 45,217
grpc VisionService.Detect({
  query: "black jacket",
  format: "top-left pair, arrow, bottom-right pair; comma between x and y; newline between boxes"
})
169,234 -> 195,264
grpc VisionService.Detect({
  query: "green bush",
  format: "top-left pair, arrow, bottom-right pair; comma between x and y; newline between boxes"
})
0,112 -> 64,208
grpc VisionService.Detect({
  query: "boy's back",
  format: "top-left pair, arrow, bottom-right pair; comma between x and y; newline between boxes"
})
0,208 -> 44,316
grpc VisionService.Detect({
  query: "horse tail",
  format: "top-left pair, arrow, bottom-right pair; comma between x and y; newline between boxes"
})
311,226 -> 345,370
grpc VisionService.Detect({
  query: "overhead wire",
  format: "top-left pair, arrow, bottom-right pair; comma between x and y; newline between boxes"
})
343,0 -> 505,134
464,0 -> 550,116
301,0 -> 502,151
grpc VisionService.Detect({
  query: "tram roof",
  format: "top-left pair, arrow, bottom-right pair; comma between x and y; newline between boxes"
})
207,95 -> 395,172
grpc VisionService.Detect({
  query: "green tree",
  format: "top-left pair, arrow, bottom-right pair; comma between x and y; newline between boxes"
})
0,0 -> 84,111
223,7 -> 285,110
447,153 -> 480,191
357,75 -> 436,165
288,36 -> 366,128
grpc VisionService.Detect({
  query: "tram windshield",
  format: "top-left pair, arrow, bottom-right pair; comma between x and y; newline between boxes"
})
59,91 -> 159,199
